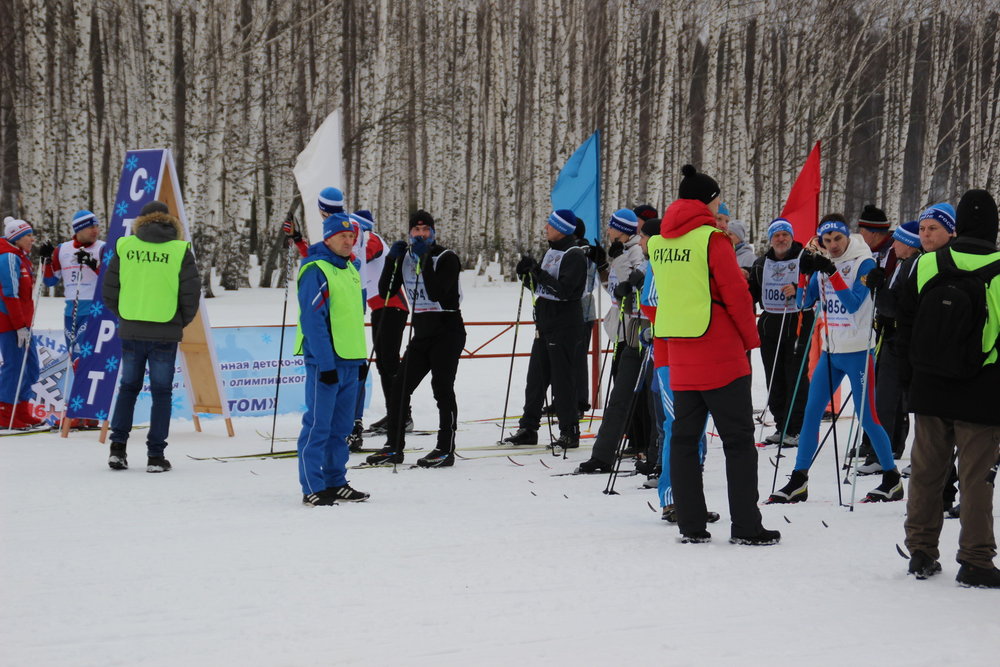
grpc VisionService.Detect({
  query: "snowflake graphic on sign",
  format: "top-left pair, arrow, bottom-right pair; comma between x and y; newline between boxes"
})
78,341 -> 94,358
70,396 -> 84,411
96,410 -> 108,421
89,301 -> 104,317
116,201 -> 128,217
125,155 -> 138,172
261,334 -> 272,344
105,356 -> 119,373
143,177 -> 157,194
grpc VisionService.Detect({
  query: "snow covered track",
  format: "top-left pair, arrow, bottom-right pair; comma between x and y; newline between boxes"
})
4,283 -> 994,664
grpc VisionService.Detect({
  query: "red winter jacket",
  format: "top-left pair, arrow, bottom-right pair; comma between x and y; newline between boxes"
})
660,199 -> 760,391
0,238 -> 35,332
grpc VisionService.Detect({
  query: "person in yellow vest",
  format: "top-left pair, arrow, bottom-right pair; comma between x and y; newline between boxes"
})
293,212 -> 370,505
103,201 -> 200,472
897,189 -> 1000,587
648,165 -> 779,546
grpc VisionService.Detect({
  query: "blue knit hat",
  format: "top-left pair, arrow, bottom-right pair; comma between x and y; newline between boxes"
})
318,187 -> 345,215
608,208 -> 638,235
323,212 -> 356,240
767,218 -> 793,241
548,209 -> 577,235
817,219 -> 850,239
72,210 -> 98,234
892,220 -> 921,248
718,202 -> 730,217
352,209 -> 374,232
918,202 -> 956,235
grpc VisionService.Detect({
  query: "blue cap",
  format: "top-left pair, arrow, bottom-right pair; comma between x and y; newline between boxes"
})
893,220 -> 921,248
318,187 -> 345,215
767,218 -> 793,240
548,209 -> 577,235
918,202 -> 956,235
608,208 -> 639,235
72,210 -> 98,234
718,202 -> 730,217
323,212 -> 356,240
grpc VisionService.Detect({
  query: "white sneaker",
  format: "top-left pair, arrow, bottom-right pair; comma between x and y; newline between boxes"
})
764,430 -> 782,445
781,433 -> 799,447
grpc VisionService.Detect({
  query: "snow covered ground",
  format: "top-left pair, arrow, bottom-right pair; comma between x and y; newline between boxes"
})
5,274 -> 998,666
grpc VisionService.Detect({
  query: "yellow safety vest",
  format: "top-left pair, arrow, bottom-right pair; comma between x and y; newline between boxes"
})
294,259 -> 366,361
116,236 -> 189,322
648,225 -> 719,338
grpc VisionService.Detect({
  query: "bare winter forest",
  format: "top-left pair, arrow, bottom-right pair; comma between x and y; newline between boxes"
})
1,0 -> 998,291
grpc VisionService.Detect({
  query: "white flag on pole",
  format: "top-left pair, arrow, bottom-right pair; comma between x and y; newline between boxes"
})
293,109 -> 344,244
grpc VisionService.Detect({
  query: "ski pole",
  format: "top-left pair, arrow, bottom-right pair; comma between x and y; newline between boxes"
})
268,240 -> 298,454
756,308 -> 788,444
500,279 -> 527,437
847,298 -> 880,510
9,258 -> 44,431
604,343 -> 652,495
817,279 -> 846,507
769,307 -> 818,493
58,258 -> 83,429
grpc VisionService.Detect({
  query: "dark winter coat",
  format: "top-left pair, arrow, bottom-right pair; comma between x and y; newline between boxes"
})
379,241 -> 463,338
531,235 -> 586,334
103,210 -> 201,342
896,236 -> 1000,425
747,241 -> 815,350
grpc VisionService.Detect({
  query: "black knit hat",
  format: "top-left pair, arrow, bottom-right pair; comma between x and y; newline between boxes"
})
677,165 -> 720,205
955,189 -> 999,243
640,218 -> 661,237
140,200 -> 169,216
857,204 -> 890,231
409,209 -> 435,229
633,204 -> 659,221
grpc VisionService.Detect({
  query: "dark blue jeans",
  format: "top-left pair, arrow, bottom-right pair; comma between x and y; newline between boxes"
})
110,340 -> 178,456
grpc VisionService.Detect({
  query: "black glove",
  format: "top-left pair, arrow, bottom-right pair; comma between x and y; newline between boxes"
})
358,365 -> 369,381
626,268 -> 645,289
515,255 -> 537,276
319,369 -> 339,385
798,250 -> 816,275
282,216 -> 302,244
813,254 -> 837,276
387,240 -> 408,259
607,240 -> 624,259
613,280 -> 633,300
587,244 -> 607,269
38,241 -> 55,263
75,249 -> 99,272
862,267 -> 885,293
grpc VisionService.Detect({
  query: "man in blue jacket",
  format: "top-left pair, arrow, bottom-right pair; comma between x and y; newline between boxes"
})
294,213 -> 370,506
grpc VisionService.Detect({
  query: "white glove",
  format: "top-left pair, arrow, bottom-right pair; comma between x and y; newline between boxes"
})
16,327 -> 32,348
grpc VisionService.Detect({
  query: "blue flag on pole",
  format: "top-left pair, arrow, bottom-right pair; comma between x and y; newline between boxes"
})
551,130 -> 601,244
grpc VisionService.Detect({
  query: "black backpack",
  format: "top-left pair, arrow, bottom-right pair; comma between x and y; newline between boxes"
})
910,249 -> 1000,379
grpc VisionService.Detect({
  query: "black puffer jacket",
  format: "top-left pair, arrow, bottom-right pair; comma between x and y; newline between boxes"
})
103,211 -> 201,342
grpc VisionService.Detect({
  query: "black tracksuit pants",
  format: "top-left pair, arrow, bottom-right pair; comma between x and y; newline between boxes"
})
671,375 -> 764,537
519,323 -> 580,437
759,310 -> 812,436
386,313 -> 466,453
574,320 -> 594,410
371,306 -> 407,407
590,342 -> 644,464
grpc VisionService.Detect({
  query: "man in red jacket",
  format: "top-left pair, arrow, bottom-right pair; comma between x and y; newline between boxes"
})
648,165 -> 778,546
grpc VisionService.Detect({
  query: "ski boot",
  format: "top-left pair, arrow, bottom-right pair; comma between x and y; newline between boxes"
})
365,447 -> 404,466
551,431 -> 579,450
863,468 -> 903,502
766,469 -> 808,504
575,457 -> 612,474
730,527 -> 781,546
502,428 -> 538,446
347,419 -> 364,452
416,449 -> 455,468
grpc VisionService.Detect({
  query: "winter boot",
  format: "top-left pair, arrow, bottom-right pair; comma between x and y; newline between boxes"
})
108,442 -> 128,470
856,455 -> 883,475
679,530 -> 712,544
416,449 -> 455,468
147,456 -> 172,473
907,551 -> 942,580
863,468 -> 903,502
634,459 -> 657,476
328,484 -> 370,503
365,447 -> 404,465
14,402 -> 44,427
781,433 -> 799,447
763,430 -> 782,445
730,527 -> 781,546
303,489 -> 338,506
642,474 -> 659,489
552,431 -> 579,450
366,414 -> 389,434
347,419 -> 364,452
575,457 -> 612,474
946,503 -> 961,519
662,505 -> 720,524
956,561 -> 1000,588
766,469 -> 808,504
502,428 -> 538,446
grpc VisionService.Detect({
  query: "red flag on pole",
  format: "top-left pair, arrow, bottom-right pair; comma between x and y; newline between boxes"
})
779,141 -> 821,244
